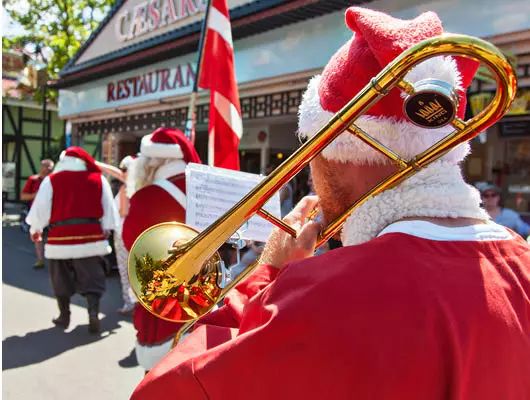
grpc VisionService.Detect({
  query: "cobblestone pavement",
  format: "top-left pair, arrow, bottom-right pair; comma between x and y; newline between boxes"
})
2,217 -> 144,400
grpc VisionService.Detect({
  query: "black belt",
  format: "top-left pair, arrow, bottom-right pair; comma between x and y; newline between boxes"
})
48,218 -> 100,229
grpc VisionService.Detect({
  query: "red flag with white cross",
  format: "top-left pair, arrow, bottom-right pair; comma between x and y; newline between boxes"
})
199,0 -> 242,170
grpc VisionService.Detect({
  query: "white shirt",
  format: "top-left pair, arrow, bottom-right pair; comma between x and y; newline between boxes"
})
378,220 -> 513,241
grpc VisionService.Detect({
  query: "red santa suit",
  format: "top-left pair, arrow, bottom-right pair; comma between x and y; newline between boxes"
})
26,146 -> 119,332
131,7 -> 530,399
133,221 -> 530,400
122,128 -> 201,370
26,147 -> 118,260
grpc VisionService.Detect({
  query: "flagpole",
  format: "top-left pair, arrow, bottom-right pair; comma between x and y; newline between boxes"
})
184,0 -> 213,144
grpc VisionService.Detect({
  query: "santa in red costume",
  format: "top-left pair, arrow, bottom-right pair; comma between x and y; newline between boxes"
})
26,146 -> 119,333
131,7 -> 530,399
122,127 -> 201,372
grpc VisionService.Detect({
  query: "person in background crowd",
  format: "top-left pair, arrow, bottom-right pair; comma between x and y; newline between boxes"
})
480,183 -> 530,238
20,159 -> 55,204
290,168 -> 312,204
98,155 -> 138,314
280,180 -> 294,218
21,159 -> 54,269
96,157 -> 135,185
117,155 -> 136,314
132,7 -> 530,399
26,147 -> 119,333
122,127 -> 201,373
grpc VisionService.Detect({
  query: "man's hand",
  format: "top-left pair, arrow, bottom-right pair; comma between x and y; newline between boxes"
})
259,196 -> 321,269
31,232 -> 42,243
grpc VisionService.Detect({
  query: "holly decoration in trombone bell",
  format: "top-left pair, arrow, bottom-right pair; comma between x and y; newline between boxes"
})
134,251 -> 222,321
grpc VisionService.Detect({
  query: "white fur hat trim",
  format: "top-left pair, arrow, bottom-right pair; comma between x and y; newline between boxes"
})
298,56 -> 469,165
54,155 -> 87,172
140,134 -> 184,159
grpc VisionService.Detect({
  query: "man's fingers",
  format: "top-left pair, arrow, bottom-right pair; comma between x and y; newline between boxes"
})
296,195 -> 319,217
298,220 -> 322,248
260,199 -> 322,268
284,196 -> 319,225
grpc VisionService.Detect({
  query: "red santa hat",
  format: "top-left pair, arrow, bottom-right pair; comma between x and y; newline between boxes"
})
60,146 -> 101,172
140,127 -> 201,163
298,7 -> 479,165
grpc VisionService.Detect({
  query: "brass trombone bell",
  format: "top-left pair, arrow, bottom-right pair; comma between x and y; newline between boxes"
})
128,222 -> 222,322
128,34 -> 517,327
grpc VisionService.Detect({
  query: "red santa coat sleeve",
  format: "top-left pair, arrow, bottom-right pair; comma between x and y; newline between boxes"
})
198,263 -> 280,329
131,263 -> 287,399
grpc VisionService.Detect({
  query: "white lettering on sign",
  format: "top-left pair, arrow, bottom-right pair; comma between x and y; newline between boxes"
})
115,0 -> 207,42
185,163 -> 281,243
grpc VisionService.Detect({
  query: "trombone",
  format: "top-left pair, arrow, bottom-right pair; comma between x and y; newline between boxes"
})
128,34 -> 516,340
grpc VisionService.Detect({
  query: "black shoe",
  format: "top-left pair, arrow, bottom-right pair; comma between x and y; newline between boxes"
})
52,313 -> 70,329
53,297 -> 70,329
86,294 -> 101,334
88,316 -> 100,334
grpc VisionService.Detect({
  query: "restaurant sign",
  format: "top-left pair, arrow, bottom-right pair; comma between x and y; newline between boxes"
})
107,62 -> 195,102
59,53 -> 198,117
115,0 -> 207,42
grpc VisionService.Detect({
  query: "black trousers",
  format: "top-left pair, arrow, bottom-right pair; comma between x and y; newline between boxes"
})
49,256 -> 106,298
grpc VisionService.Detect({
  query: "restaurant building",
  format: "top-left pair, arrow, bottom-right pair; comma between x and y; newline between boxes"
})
55,0 -> 530,215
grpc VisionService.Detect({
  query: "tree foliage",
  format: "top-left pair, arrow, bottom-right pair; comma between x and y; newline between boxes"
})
3,0 -> 114,79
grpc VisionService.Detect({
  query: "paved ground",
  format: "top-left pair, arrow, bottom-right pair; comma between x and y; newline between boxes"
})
2,213 -> 144,400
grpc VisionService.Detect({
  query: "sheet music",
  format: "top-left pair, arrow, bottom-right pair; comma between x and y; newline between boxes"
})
186,163 -> 281,242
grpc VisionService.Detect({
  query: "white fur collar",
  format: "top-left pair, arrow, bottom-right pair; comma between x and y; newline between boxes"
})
154,160 -> 187,180
340,161 -> 490,246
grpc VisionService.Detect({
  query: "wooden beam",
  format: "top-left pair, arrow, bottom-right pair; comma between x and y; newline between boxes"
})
5,104 -> 18,135
41,85 -> 47,159
21,138 -> 37,175
15,107 -> 22,199
22,117 -> 47,123
1,105 -> 4,140
47,110 -> 52,156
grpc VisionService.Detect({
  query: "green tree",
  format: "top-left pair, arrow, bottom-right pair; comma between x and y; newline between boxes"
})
3,0 -> 114,81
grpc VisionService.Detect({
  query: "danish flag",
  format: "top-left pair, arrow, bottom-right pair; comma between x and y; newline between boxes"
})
199,0 -> 242,170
